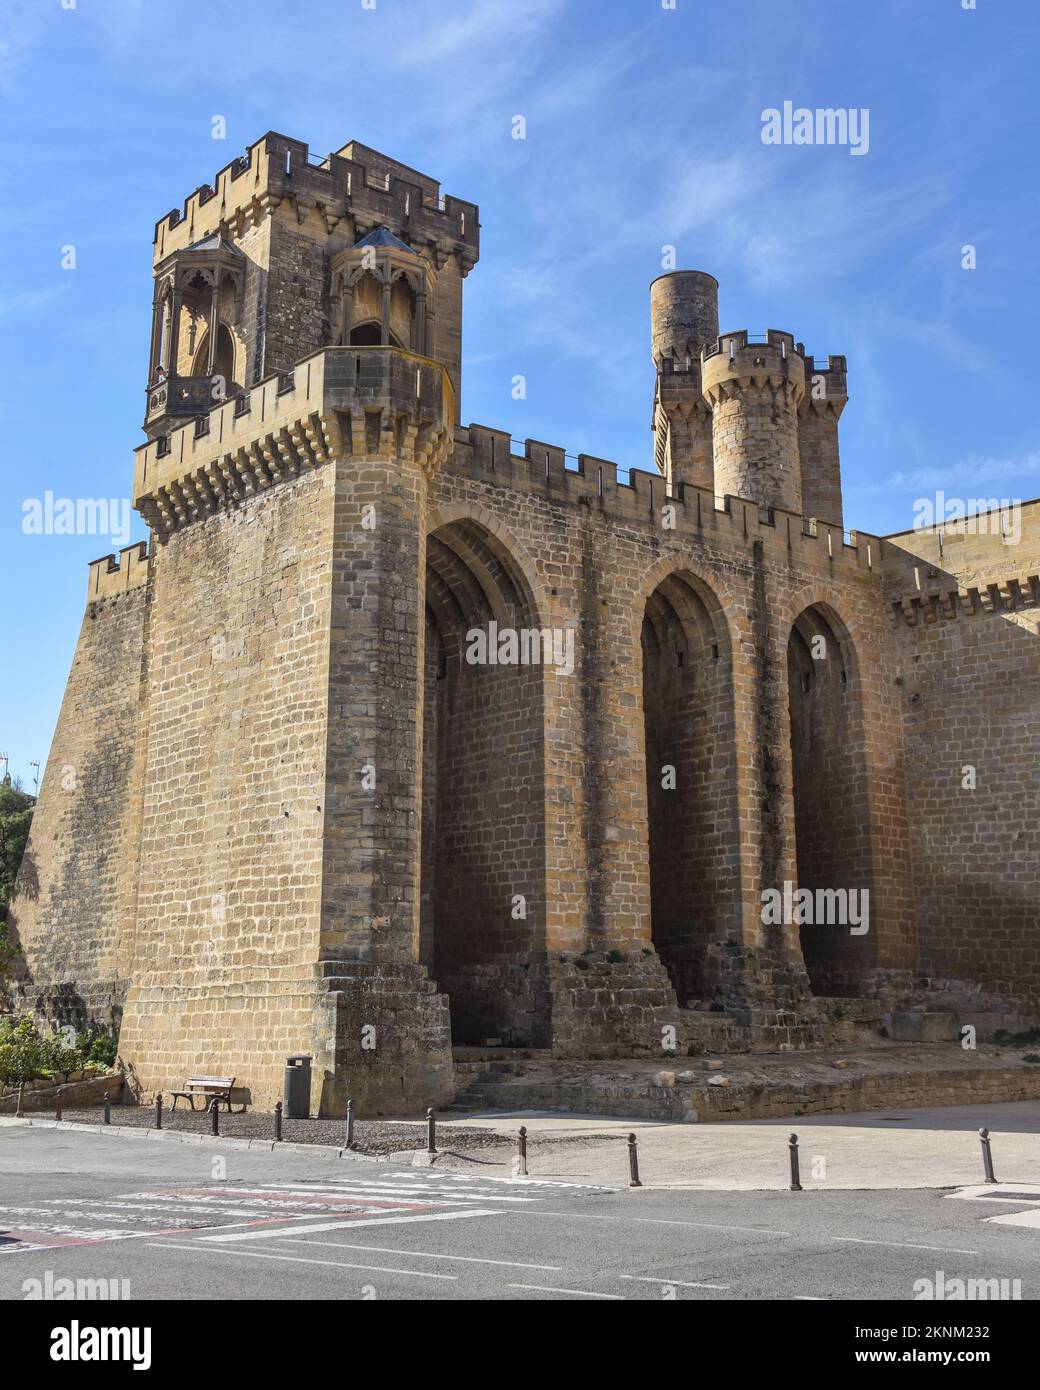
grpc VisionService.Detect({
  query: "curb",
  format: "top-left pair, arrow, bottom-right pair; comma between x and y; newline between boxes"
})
0,1115 -> 400,1162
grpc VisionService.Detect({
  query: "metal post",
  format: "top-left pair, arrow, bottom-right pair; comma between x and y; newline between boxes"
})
274,1100 -> 283,1142
628,1133 -> 642,1188
979,1127 -> 997,1184
516,1125 -> 528,1177
788,1132 -> 803,1191
155,1094 -> 163,1131
210,1099 -> 219,1136
427,1107 -> 437,1155
55,1088 -> 62,1123
16,1082 -> 24,1118
103,1091 -> 111,1126
345,1098 -> 355,1150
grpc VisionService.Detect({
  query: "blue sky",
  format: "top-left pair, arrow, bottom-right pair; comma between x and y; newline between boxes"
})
2,0 -> 1038,787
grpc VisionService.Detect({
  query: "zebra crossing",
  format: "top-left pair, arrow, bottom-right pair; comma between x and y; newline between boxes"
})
0,1169 -> 604,1255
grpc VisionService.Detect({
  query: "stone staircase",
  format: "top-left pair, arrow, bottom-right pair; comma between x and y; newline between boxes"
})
447,1047 -> 548,1112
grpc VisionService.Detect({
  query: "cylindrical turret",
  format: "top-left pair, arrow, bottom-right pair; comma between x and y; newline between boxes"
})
650,271 -> 720,366
650,272 -> 719,494
701,329 -> 805,514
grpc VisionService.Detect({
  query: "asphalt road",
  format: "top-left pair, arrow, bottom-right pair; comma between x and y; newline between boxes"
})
2,1126 -> 1039,1303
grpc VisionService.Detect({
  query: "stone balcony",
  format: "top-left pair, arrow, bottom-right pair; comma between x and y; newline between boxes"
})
133,346 -> 456,536
143,373 -> 220,431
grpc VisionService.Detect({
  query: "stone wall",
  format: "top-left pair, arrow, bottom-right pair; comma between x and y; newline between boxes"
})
118,465 -> 336,1110
8,571 -> 148,1031
884,509 -> 1040,1009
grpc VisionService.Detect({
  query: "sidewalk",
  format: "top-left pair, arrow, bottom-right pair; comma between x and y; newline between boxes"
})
426,1100 -> 1040,1190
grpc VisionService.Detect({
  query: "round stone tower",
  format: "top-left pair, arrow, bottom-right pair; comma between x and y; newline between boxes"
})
649,271 -> 719,492
650,270 -> 719,365
701,328 -> 805,514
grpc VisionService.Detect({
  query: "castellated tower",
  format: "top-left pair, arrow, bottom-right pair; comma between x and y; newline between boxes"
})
650,276 -> 848,527
797,352 -> 848,528
701,328 -> 806,516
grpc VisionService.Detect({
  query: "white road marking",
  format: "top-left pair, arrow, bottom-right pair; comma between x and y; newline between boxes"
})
830,1237 -> 979,1255
197,1208 -> 505,1242
199,1182 -> 536,1205
983,1209 -> 1040,1230
148,1243 -> 457,1279
619,1274 -> 730,1290
525,1211 -> 791,1236
272,1238 -> 561,1271
947,1185 -> 1040,1205
508,1283 -> 625,1299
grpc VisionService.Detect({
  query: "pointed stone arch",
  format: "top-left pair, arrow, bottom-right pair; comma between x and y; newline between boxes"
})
781,590 -> 875,995
420,509 -> 548,1046
636,559 -> 743,1003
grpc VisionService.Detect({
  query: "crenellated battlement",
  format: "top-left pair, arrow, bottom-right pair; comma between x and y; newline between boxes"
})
448,422 -> 879,579
798,351 -> 848,414
153,131 -> 479,271
86,541 -> 149,604
133,346 -> 454,536
701,329 -> 805,401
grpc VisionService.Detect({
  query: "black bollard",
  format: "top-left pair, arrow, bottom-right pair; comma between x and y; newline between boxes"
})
516,1125 -> 528,1177
345,1098 -> 355,1150
155,1094 -> 163,1131
427,1107 -> 437,1155
627,1132 -> 642,1188
274,1100 -> 283,1143
103,1091 -> 111,1126
788,1132 -> 803,1191
210,1099 -> 220,1136
979,1127 -> 997,1184
55,1088 -> 62,1123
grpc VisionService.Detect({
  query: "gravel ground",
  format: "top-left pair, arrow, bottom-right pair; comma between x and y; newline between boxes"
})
55,1106 -> 515,1154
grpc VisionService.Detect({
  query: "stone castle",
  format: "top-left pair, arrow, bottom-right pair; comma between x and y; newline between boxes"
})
8,132 -> 1039,1114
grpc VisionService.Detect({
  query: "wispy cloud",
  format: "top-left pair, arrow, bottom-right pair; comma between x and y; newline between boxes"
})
881,452 -> 1040,496
0,285 -> 68,319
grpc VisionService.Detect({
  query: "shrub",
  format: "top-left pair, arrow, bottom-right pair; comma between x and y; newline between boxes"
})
0,1015 -> 45,1087
77,1025 -> 118,1071
40,1029 -> 82,1081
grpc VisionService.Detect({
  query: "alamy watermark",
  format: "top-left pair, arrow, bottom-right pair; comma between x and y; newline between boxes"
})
761,882 -> 869,934
25,1272 -> 130,1301
761,101 -> 870,156
913,1269 -> 1022,1301
465,621 -> 575,676
912,492 -> 1021,544
22,492 -> 133,547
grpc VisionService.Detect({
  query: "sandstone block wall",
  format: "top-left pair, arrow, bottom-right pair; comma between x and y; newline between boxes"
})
9,566 -> 149,1029
118,466 -> 335,1109
883,508 -> 1040,1009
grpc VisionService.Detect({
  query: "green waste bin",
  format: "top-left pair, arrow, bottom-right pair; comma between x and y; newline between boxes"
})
283,1054 -> 312,1119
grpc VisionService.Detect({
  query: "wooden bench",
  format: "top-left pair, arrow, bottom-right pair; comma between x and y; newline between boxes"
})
169,1075 -> 240,1113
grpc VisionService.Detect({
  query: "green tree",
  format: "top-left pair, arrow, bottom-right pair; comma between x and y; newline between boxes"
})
0,780 -> 34,982
0,780 -> 34,915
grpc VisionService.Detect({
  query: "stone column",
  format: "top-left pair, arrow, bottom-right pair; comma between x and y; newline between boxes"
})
315,347 -> 457,1114
167,288 -> 183,375
206,282 -> 221,376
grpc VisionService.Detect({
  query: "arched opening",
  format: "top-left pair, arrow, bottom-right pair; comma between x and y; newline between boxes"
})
786,605 -> 873,995
349,321 -> 403,348
191,321 -> 237,384
420,520 -> 548,1047
641,572 -> 739,1004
